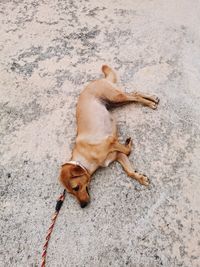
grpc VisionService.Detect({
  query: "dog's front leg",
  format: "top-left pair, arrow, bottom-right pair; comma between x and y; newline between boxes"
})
117,153 -> 149,186
111,137 -> 132,155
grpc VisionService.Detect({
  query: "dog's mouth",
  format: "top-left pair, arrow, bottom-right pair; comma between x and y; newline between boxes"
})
86,186 -> 90,196
79,186 -> 90,208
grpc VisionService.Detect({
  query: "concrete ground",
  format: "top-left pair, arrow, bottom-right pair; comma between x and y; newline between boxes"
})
1,0 -> 200,266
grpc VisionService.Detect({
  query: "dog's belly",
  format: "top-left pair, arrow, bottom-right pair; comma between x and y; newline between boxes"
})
77,98 -> 116,143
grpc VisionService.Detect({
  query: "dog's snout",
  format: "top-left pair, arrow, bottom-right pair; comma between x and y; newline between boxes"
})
80,201 -> 88,208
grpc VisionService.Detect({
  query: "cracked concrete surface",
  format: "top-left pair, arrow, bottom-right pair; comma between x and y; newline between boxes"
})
1,0 -> 200,266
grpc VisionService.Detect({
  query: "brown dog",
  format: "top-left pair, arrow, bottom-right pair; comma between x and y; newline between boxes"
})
60,65 -> 159,208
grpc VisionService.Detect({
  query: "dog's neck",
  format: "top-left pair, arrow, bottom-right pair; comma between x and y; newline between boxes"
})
63,160 -> 89,175
71,153 -> 98,175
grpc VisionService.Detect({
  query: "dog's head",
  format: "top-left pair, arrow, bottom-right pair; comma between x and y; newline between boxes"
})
59,163 -> 91,208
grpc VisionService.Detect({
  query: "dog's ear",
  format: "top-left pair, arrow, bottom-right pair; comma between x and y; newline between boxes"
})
70,164 -> 86,177
59,164 -> 86,189
59,165 -> 70,189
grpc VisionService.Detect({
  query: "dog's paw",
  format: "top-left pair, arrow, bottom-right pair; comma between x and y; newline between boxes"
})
149,102 -> 158,110
147,95 -> 160,104
138,174 -> 150,186
125,137 -> 132,146
154,96 -> 160,104
125,137 -> 133,155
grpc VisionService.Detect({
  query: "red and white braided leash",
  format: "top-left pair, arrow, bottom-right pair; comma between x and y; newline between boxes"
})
41,161 -> 88,266
41,189 -> 66,267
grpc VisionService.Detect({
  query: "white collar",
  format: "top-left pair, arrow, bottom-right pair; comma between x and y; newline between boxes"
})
61,160 -> 90,175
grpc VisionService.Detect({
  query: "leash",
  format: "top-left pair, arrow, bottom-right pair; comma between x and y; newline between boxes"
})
41,189 -> 66,267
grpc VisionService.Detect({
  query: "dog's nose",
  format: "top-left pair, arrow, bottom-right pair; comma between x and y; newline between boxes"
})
80,202 -> 88,208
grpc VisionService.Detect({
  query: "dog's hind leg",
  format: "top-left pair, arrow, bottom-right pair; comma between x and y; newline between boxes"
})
95,81 -> 159,109
116,153 -> 149,186
130,92 -> 159,104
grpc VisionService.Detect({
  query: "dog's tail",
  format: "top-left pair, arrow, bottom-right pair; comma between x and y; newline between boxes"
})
102,65 -> 117,83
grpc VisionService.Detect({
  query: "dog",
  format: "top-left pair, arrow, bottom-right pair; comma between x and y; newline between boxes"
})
60,65 -> 159,208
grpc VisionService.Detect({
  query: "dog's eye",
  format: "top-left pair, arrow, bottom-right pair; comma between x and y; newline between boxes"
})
73,185 -> 79,191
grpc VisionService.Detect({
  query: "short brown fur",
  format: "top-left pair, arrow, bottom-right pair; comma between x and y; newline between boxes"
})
59,65 -> 159,207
